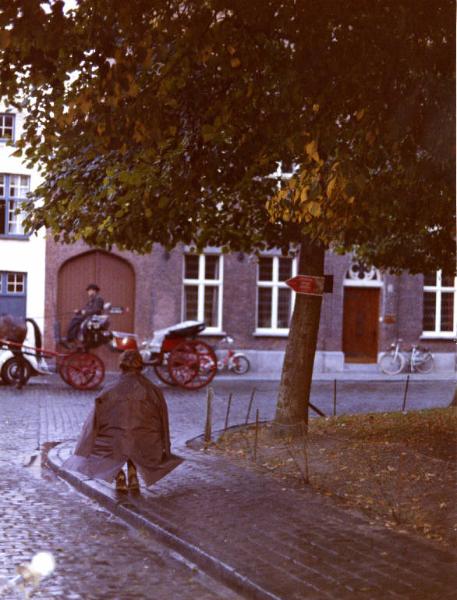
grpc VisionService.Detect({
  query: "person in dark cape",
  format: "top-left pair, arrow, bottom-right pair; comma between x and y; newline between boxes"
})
63,350 -> 183,491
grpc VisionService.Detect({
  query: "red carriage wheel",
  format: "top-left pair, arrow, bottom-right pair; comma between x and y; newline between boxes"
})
60,352 -> 105,390
168,340 -> 217,390
153,352 -> 177,386
57,354 -> 71,384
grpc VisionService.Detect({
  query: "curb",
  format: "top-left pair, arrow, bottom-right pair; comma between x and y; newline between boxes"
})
48,443 -> 283,600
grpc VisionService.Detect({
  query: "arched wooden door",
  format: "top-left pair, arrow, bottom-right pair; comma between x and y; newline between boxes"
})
57,251 -> 135,370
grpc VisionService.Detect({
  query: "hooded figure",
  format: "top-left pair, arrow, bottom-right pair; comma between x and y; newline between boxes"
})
63,350 -> 183,491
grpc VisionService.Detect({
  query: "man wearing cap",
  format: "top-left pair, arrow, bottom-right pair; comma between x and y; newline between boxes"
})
66,283 -> 104,345
63,349 -> 183,491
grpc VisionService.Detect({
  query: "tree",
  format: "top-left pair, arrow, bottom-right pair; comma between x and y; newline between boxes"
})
0,0 -> 454,429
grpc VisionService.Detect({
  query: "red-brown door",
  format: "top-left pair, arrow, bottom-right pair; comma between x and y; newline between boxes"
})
57,251 -> 135,370
343,287 -> 380,363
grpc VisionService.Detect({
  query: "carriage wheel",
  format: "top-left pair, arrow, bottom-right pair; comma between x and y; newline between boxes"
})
1,357 -> 31,386
168,340 -> 217,390
60,352 -> 105,390
153,353 -> 177,386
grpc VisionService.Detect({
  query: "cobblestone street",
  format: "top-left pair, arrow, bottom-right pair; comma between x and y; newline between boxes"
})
0,381 -> 240,599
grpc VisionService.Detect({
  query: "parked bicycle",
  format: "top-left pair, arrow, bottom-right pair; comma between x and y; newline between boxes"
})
379,339 -> 434,375
216,336 -> 251,374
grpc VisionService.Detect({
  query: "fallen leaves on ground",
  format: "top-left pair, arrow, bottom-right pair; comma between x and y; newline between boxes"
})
210,408 -> 456,548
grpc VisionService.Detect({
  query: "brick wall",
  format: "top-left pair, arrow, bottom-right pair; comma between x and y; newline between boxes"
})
45,240 -> 455,365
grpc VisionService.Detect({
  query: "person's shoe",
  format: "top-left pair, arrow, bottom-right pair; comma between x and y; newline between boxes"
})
127,464 -> 140,491
115,470 -> 127,492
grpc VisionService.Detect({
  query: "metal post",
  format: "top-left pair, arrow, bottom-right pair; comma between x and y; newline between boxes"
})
245,387 -> 256,424
402,375 -> 410,412
204,386 -> 213,446
224,393 -> 233,431
333,379 -> 337,417
254,409 -> 260,462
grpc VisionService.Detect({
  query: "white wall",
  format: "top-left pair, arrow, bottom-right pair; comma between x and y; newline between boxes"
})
0,102 -> 46,333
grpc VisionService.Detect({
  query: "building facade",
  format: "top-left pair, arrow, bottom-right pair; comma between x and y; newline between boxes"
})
45,240 -> 456,373
0,103 -> 46,332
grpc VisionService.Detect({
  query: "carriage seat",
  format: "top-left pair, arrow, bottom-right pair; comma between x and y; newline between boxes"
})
79,314 -> 112,349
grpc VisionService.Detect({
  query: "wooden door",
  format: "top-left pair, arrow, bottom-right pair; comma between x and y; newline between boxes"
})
343,287 -> 379,363
57,251 -> 135,370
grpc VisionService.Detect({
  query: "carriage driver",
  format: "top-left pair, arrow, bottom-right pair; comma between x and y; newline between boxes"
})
66,283 -> 104,346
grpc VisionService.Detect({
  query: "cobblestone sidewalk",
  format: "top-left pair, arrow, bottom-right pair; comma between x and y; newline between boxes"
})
50,440 -> 457,600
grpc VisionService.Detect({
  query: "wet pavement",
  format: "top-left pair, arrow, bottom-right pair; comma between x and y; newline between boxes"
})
0,384 -> 240,599
0,374 -> 456,599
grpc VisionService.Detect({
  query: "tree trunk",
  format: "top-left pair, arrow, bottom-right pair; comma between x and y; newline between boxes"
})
274,240 -> 325,434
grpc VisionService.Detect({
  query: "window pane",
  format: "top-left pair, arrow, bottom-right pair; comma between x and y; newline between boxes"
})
423,273 -> 437,286
258,257 -> 273,281
9,175 -> 30,199
8,200 -> 25,234
204,286 -> 218,327
7,272 -> 25,293
440,292 -> 454,332
205,255 -> 219,280
184,285 -> 198,320
1,115 -> 13,138
277,288 -> 292,328
0,199 -> 5,234
258,287 -> 272,327
184,255 -> 199,280
278,257 -> 293,282
0,175 -> 4,196
422,292 -> 436,331
441,273 -> 455,287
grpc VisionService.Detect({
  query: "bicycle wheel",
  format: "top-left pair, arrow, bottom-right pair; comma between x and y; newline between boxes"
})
230,355 -> 250,375
415,353 -> 434,374
379,352 -> 405,375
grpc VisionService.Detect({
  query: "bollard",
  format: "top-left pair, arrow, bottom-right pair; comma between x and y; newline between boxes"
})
333,379 -> 337,417
402,375 -> 410,412
245,387 -> 256,424
224,393 -> 233,432
204,386 -> 214,446
253,409 -> 260,462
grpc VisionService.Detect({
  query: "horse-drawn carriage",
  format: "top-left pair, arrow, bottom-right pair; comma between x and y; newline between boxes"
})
111,321 -> 218,390
0,309 -> 115,390
1,314 -> 219,391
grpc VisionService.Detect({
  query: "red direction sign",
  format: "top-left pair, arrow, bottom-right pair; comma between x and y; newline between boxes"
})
286,275 -> 325,296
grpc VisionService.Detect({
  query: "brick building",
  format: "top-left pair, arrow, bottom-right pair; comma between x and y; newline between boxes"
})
44,239 -> 456,373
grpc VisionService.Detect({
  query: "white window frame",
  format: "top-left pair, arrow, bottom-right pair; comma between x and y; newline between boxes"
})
422,270 -> 457,339
182,253 -> 224,333
255,254 -> 298,336
0,113 -> 15,141
6,272 -> 25,294
0,173 -> 30,236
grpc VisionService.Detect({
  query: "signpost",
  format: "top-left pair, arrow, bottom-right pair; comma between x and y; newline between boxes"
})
285,275 -> 325,296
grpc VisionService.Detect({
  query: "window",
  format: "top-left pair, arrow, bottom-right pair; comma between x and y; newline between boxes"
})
0,114 -> 14,140
7,272 -> 25,294
256,255 -> 297,334
422,271 -> 457,338
0,271 -> 27,318
0,174 -> 30,236
183,254 -> 223,331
